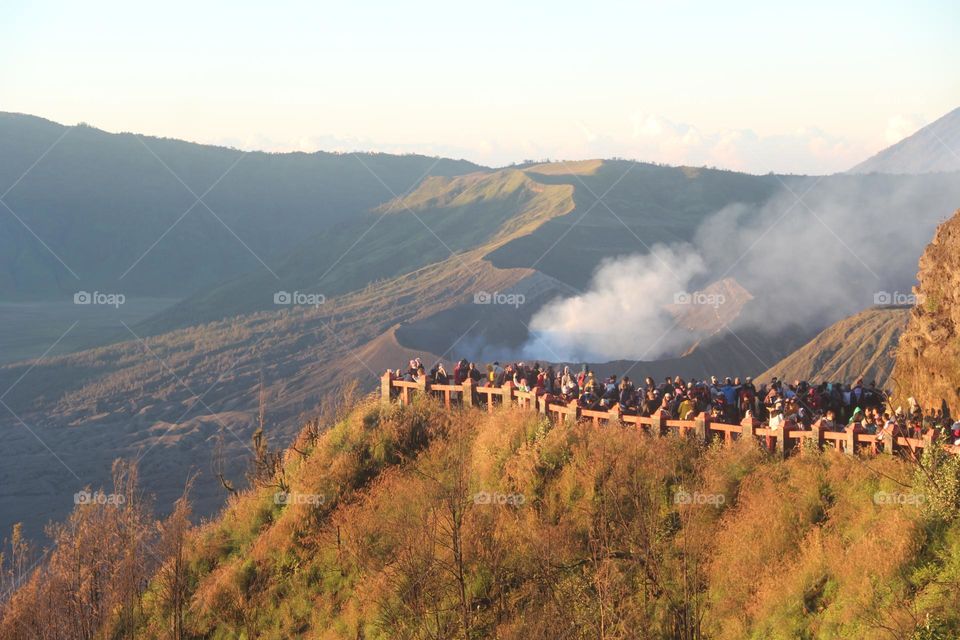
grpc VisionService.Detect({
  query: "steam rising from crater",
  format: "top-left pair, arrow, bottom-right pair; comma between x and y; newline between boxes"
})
523,175 -> 960,362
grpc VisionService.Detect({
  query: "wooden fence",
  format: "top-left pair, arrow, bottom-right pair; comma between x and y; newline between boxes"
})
381,373 -> 960,459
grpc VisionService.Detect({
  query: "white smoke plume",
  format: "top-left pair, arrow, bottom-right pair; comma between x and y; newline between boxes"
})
523,173 -> 960,362
523,246 -> 706,362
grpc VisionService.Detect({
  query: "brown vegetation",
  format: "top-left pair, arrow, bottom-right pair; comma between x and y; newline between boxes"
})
5,393 -> 960,639
894,209 -> 960,415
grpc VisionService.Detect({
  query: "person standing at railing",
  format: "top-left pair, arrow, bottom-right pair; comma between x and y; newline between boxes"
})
690,381 -> 710,415
579,386 -> 601,410
413,365 -> 427,383
543,366 -> 557,394
430,362 -> 449,384
618,377 -> 635,409
654,393 -> 675,419
814,409 -> 838,432
768,401 -> 786,430
466,362 -> 482,384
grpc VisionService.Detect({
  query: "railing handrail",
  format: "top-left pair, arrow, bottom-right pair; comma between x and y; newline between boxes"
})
380,373 -> 944,458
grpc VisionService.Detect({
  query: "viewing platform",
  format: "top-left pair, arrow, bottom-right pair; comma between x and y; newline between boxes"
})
381,372 -> 956,460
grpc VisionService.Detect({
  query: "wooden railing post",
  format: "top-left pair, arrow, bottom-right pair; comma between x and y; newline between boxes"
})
416,376 -> 428,401
883,424 -> 898,456
565,399 -> 579,424
923,429 -> 937,456
694,413 -> 710,442
778,418 -> 795,458
657,412 -> 668,437
381,372 -> 393,405
537,395 -> 547,414
845,428 -> 857,456
740,415 -> 756,444
608,404 -> 621,426
809,422 -> 824,452
461,378 -> 475,408
501,381 -> 514,408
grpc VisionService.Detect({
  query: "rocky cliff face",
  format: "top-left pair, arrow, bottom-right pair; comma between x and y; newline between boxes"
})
893,209 -> 960,415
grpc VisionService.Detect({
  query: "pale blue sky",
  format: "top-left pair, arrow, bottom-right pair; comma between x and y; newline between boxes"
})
2,0 -> 958,173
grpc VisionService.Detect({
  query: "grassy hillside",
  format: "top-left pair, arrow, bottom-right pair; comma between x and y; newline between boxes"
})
0,246 -> 545,540
757,306 -> 910,387
5,398 -> 960,639
0,112 -> 482,300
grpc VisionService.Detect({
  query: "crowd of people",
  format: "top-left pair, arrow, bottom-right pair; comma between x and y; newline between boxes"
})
390,357 -> 960,444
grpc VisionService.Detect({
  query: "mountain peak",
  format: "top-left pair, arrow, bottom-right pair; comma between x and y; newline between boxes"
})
849,106 -> 960,175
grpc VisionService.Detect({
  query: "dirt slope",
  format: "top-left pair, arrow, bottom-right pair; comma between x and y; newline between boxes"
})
757,306 -> 909,387
893,209 -> 960,413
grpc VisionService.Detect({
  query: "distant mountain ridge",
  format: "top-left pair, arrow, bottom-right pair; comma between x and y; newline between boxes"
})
849,106 -> 960,175
0,112 -> 483,300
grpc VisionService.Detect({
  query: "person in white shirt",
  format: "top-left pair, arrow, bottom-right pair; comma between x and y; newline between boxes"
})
769,402 -> 785,430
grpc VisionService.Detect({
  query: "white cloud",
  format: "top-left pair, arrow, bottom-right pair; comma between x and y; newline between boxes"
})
206,114 -> 875,174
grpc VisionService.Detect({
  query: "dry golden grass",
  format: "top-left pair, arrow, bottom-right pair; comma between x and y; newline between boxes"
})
6,398 -> 960,639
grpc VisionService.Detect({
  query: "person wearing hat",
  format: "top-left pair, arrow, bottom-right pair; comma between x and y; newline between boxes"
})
846,408 -> 866,441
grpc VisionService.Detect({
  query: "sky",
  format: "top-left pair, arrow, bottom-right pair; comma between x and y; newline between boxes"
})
2,0 -> 958,174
